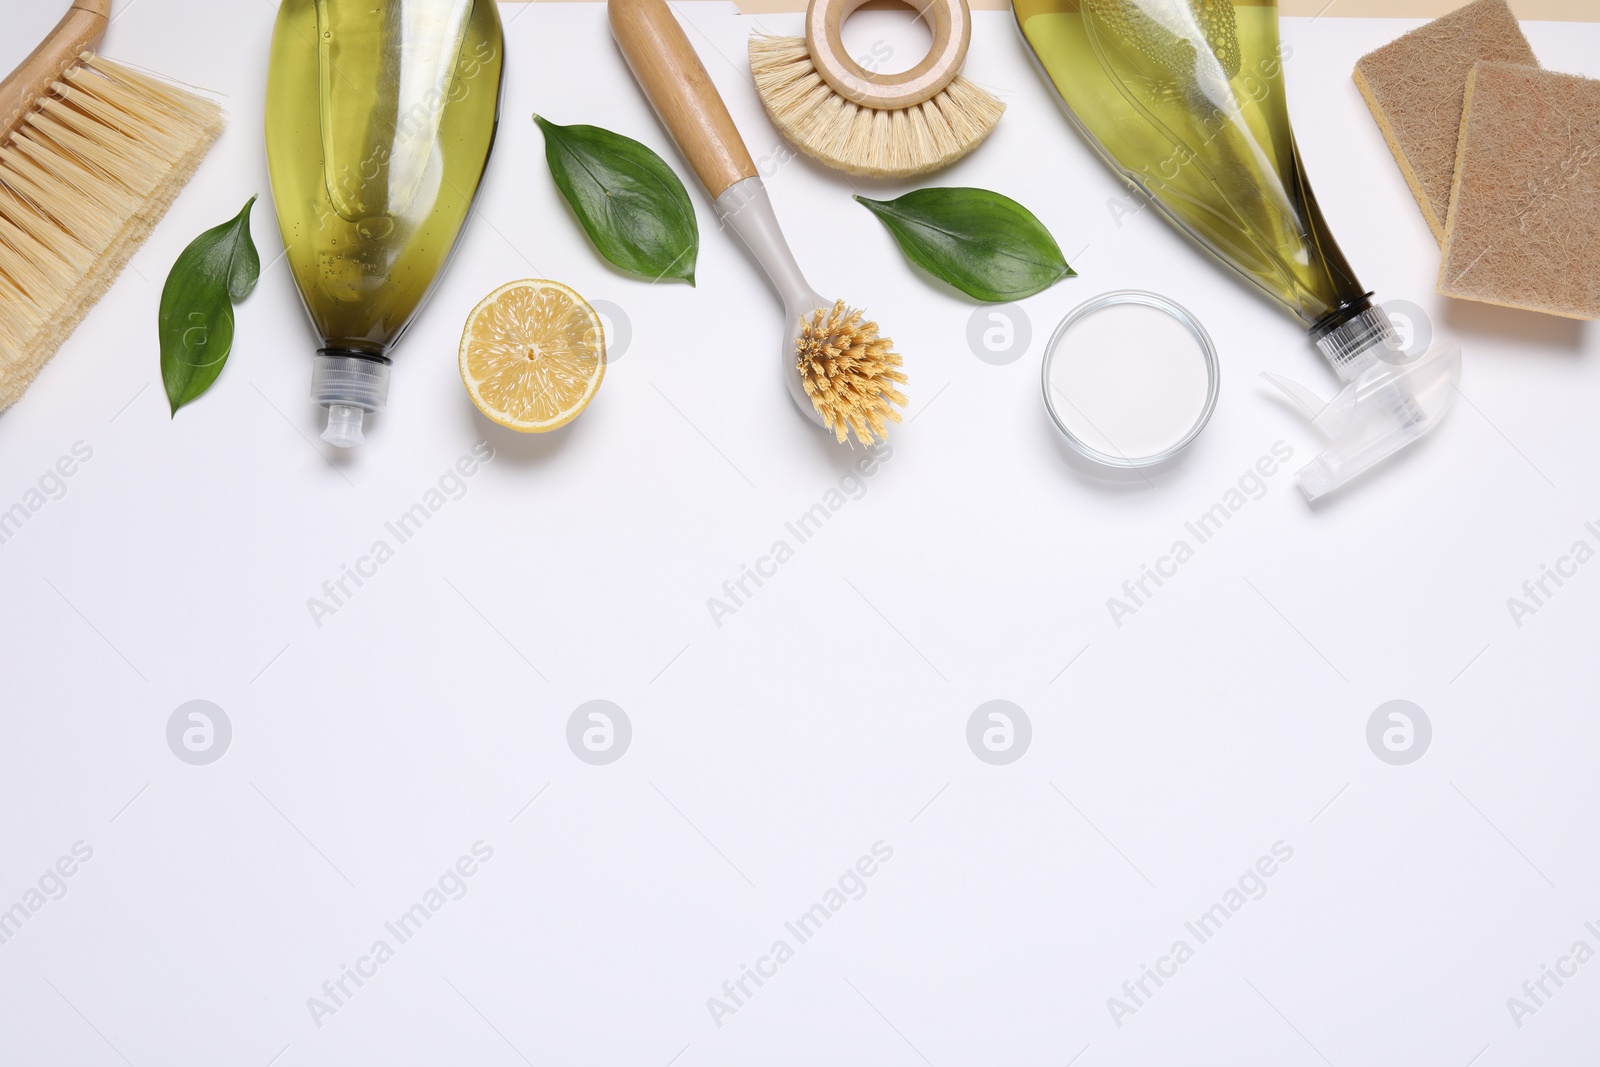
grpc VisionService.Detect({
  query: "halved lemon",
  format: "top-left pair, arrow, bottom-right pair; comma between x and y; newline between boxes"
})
459,279 -> 606,432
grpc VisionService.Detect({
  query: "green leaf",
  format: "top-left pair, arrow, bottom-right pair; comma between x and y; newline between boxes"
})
854,188 -> 1075,303
159,197 -> 261,416
534,115 -> 698,285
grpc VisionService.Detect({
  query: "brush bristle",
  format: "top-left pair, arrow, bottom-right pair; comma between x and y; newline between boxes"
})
749,34 -> 1004,179
0,54 -> 224,412
796,300 -> 907,446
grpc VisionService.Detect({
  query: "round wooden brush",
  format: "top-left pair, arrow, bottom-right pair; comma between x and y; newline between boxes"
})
0,0 -> 224,411
749,0 -> 1003,179
610,0 -> 907,445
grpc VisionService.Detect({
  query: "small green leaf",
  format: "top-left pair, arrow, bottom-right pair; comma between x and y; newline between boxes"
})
159,197 -> 260,416
854,188 -> 1075,303
534,115 -> 698,285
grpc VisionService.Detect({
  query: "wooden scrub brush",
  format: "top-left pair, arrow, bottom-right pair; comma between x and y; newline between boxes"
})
749,0 -> 1003,179
0,0 -> 224,412
611,0 -> 907,445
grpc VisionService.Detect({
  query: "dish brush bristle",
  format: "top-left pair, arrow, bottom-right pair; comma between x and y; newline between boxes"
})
0,55 -> 224,411
796,300 -> 907,446
749,35 -> 1004,179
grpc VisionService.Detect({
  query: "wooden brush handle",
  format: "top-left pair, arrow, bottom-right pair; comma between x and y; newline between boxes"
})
608,0 -> 757,199
0,0 -> 112,144
807,0 -> 970,111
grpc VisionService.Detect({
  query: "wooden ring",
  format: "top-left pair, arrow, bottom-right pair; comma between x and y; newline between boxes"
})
804,0 -> 971,111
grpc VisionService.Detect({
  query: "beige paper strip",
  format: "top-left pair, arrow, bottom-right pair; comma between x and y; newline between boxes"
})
503,0 -> 1596,18
1275,0 -> 1590,15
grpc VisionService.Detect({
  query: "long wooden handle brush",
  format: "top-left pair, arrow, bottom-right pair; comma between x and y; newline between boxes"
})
0,0 -> 224,412
609,0 -> 907,446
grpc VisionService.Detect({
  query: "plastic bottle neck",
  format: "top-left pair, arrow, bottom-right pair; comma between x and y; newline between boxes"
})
311,352 -> 391,448
1313,303 -> 1403,382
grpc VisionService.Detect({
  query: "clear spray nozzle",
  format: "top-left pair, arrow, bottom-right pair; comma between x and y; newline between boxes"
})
1263,340 -> 1462,503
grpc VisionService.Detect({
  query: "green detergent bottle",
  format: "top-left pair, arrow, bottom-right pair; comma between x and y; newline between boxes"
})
1015,0 -> 1462,500
266,0 -> 504,447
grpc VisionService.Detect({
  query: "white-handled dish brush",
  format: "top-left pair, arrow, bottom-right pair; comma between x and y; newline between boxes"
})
609,0 -> 906,445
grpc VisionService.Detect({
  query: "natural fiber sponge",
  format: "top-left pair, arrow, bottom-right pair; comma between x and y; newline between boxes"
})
1353,0 -> 1538,242
1438,62 -> 1600,319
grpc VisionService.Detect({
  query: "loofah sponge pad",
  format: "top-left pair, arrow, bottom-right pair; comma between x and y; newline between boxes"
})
1437,62 -> 1600,319
1353,0 -> 1537,243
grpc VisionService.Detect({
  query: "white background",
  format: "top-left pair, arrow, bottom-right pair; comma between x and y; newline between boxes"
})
1,2 -> 1597,1064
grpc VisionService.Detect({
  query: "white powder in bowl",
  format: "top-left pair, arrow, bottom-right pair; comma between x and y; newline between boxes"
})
1044,300 -> 1213,462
